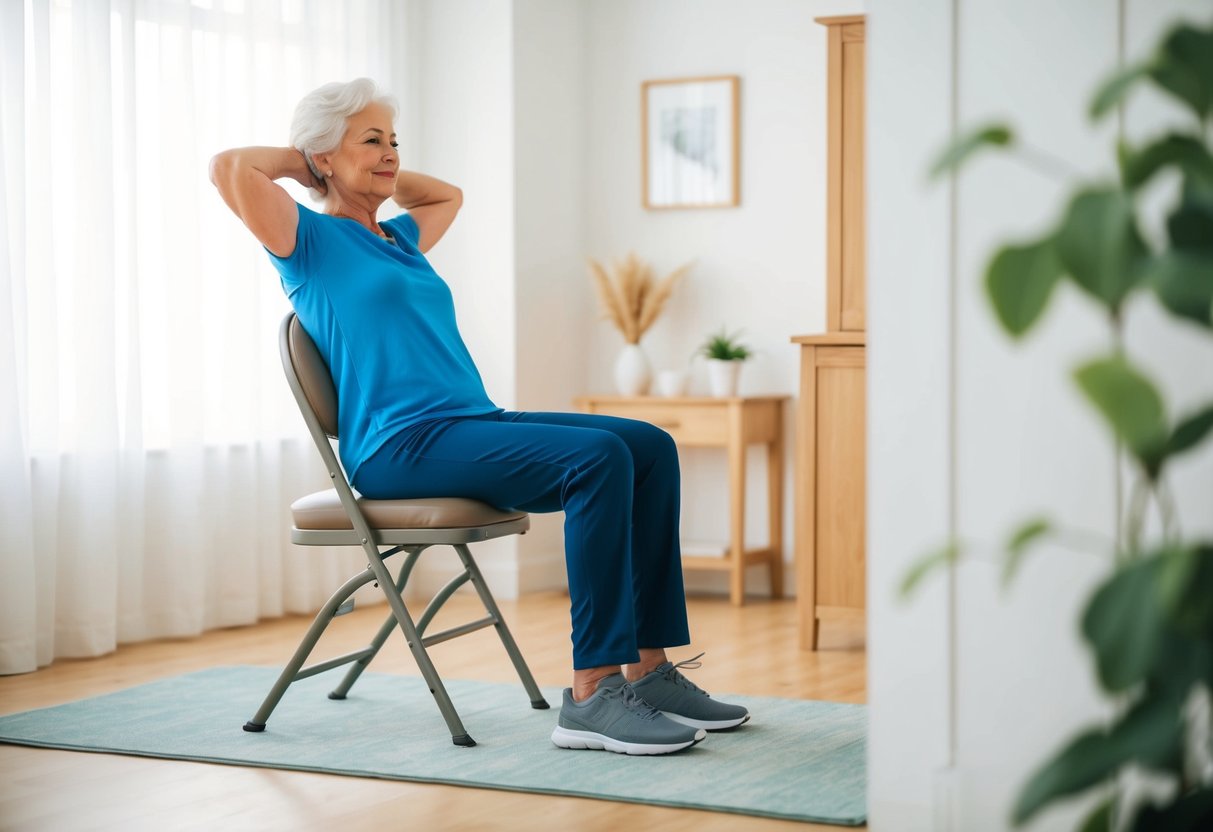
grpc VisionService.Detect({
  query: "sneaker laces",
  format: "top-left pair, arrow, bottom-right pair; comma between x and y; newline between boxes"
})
664,652 -> 709,696
603,682 -> 662,720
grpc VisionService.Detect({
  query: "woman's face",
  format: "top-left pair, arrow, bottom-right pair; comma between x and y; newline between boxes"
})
318,102 -> 398,203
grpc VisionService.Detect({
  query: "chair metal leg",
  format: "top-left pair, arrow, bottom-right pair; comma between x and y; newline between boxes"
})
328,547 -> 422,701
327,607 -> 398,701
454,543 -> 550,710
243,566 -> 379,731
247,538 -> 543,745
362,544 -> 477,747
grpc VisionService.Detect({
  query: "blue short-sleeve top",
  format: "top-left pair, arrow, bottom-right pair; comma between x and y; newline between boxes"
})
267,203 -> 500,483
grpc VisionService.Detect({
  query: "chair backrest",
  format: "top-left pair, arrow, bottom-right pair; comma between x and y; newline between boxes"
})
280,312 -> 383,544
280,313 -> 339,438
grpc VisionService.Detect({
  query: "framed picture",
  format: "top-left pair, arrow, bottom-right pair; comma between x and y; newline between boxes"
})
642,75 -> 740,209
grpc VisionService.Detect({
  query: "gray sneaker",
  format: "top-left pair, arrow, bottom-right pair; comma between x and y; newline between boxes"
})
551,672 -> 706,755
628,653 -> 750,731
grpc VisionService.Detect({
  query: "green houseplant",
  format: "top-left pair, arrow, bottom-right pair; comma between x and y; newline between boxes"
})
699,328 -> 752,396
905,18 -> 1213,832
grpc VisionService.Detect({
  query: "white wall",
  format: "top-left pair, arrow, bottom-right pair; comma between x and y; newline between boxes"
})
583,0 -> 863,595
867,1 -> 1213,829
411,0 -> 520,595
409,0 -> 864,598
512,0 -> 591,593
866,0 -> 953,826
407,0 -> 590,597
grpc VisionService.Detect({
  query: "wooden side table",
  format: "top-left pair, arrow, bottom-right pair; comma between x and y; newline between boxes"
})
574,395 -> 788,606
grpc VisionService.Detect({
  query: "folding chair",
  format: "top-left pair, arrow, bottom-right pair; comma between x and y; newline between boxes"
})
242,312 -> 549,746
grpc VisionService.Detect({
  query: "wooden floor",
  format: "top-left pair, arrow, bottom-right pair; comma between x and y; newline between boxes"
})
0,590 -> 866,831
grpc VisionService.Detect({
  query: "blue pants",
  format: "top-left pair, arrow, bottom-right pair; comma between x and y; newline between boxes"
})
353,411 -> 691,669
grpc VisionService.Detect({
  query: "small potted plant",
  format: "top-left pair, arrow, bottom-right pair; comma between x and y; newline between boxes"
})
699,328 -> 751,397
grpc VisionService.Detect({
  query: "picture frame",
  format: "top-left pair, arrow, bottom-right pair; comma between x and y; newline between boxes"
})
642,75 -> 740,210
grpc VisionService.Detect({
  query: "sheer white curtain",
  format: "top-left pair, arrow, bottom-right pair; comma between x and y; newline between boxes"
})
1,0 -> 409,675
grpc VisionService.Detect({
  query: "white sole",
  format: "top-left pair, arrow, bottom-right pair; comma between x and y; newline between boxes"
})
662,711 -> 750,731
550,726 -> 705,755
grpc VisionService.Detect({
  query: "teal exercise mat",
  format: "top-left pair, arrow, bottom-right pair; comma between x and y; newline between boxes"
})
0,666 -> 867,826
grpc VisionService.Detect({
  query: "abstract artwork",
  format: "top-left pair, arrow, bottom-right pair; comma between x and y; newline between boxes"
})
642,76 -> 740,209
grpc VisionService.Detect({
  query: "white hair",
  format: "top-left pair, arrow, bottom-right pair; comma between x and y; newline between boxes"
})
289,78 -> 398,199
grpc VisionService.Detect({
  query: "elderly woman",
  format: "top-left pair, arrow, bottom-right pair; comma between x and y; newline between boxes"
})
210,78 -> 747,755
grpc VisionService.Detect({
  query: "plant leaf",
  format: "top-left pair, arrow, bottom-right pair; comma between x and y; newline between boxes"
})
1001,517 -> 1051,589
1168,176 -> 1213,253
1090,62 -> 1153,120
1077,796 -> 1114,832
1158,544 -> 1213,639
700,328 -> 751,361
1012,731 -> 1109,825
1148,24 -> 1213,122
1073,356 -> 1169,476
1111,694 -> 1185,772
929,124 -> 1013,180
1167,404 -> 1213,458
1114,693 -> 1186,776
1181,171 -> 1213,202
1128,786 -> 1213,832
1121,134 -> 1213,191
1167,206 -> 1213,252
1054,188 -> 1149,316
1080,555 -> 1167,691
985,237 -> 1064,338
1148,250 -> 1213,331
898,541 -> 960,600
1013,692 -> 1183,824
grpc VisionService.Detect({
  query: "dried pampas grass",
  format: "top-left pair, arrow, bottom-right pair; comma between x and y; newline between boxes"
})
589,253 -> 691,344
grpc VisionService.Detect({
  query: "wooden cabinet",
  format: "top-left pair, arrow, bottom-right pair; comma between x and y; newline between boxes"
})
791,15 -> 867,650
792,334 -> 866,649
824,15 -> 866,333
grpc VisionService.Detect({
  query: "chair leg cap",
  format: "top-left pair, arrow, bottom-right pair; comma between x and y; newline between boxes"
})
243,722 -> 266,733
531,698 -> 551,710
328,692 -> 347,700
452,734 -> 476,747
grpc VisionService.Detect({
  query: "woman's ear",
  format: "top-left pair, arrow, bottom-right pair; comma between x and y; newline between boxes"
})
311,151 -> 331,177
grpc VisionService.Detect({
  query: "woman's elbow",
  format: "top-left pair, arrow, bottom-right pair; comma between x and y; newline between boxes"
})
208,153 -> 226,188
208,150 -> 237,188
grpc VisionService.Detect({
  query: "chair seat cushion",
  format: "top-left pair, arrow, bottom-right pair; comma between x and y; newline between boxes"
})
292,490 -> 527,531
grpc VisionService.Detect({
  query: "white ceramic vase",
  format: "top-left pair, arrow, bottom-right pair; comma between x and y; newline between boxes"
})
706,358 -> 742,397
613,343 -> 652,396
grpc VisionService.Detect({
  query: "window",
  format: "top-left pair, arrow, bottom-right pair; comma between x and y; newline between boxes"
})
8,0 -> 405,451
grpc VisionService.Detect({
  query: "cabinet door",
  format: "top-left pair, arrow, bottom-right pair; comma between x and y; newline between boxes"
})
814,347 -> 866,610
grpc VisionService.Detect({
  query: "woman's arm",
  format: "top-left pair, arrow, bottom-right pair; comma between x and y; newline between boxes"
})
209,147 -> 319,258
393,171 -> 462,254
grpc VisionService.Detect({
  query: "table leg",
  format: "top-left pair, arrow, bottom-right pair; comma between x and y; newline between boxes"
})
767,411 -> 785,599
728,409 -> 746,606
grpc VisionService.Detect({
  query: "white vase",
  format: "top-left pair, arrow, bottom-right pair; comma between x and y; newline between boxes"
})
706,359 -> 742,397
613,344 -> 652,396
